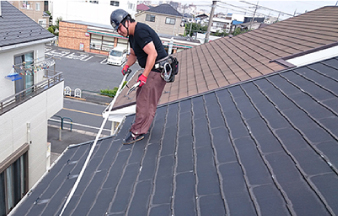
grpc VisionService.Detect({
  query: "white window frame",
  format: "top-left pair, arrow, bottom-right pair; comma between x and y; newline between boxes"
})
165,17 -> 176,25
35,2 -> 40,11
38,19 -> 46,28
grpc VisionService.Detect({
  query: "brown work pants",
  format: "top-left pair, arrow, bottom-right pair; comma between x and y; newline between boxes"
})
130,71 -> 166,135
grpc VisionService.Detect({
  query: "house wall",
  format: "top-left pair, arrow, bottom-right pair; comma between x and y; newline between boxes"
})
52,0 -> 137,26
11,1 -> 49,28
136,12 -> 185,36
0,44 -> 46,101
0,81 -> 64,188
58,21 -> 91,53
0,42 -> 63,189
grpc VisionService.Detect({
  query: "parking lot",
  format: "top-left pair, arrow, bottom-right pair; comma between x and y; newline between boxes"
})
45,45 -> 140,96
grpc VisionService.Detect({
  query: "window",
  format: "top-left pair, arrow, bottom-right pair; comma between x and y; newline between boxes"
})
0,152 -> 28,215
146,14 -> 155,22
35,2 -> 40,11
101,36 -> 115,51
165,17 -> 176,25
110,1 -> 119,6
21,1 -> 31,9
14,52 -> 34,97
38,19 -> 46,28
128,2 -> 134,10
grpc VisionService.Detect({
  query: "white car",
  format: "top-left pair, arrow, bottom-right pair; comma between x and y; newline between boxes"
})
107,47 -> 127,66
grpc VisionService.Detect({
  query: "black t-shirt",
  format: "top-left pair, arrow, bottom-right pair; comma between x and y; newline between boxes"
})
129,22 -> 167,68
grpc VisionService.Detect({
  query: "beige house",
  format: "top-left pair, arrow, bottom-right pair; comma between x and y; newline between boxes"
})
10,1 -> 50,28
135,4 -> 184,36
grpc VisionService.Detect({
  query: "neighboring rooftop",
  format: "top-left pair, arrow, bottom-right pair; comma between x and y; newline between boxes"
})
11,56 -> 338,215
146,3 -> 182,17
113,6 -> 338,109
137,3 -> 150,11
0,1 -> 54,48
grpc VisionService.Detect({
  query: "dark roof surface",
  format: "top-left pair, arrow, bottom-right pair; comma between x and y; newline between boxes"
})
113,6 -> 338,108
0,1 -> 54,47
147,4 -> 182,17
12,57 -> 338,215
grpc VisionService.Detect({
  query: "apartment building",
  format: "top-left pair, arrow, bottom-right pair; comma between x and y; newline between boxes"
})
10,1 -> 50,28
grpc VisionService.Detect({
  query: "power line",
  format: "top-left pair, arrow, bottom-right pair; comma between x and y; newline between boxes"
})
217,5 -> 254,16
240,0 -> 294,17
218,1 -> 272,17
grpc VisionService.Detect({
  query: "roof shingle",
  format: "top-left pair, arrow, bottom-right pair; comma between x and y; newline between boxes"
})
146,4 -> 182,17
11,56 -> 338,216
0,1 -> 54,47
113,6 -> 338,109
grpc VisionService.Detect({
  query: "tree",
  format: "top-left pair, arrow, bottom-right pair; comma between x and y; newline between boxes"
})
185,23 -> 208,37
48,25 -> 55,34
211,30 -> 228,37
232,27 -> 249,36
47,17 -> 62,36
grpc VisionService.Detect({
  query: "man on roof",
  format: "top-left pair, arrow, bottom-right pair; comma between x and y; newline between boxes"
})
110,9 -> 168,145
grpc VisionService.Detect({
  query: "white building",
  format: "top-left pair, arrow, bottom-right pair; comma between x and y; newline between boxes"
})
52,0 -> 138,26
0,2 -> 63,215
210,17 -> 232,33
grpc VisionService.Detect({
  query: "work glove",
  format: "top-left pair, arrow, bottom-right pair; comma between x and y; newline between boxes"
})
121,64 -> 129,76
137,74 -> 147,87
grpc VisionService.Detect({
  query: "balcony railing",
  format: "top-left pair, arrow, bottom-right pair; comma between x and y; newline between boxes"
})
0,72 -> 63,115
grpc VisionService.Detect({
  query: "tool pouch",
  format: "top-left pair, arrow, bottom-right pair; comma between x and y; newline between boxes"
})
154,55 -> 179,83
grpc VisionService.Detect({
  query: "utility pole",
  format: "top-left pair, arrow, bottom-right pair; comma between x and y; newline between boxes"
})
249,2 -> 258,30
205,0 -> 217,43
189,22 -> 193,37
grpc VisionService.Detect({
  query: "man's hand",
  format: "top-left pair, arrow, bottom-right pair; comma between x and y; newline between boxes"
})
137,74 -> 147,87
121,65 -> 129,76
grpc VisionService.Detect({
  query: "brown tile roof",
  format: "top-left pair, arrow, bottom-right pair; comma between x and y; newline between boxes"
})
113,6 -> 338,109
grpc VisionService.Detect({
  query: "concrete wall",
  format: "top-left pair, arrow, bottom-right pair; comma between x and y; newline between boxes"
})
136,12 -> 184,36
0,81 -> 63,188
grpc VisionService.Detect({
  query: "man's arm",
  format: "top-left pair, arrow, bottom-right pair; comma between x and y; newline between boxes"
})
126,48 -> 137,67
142,41 -> 158,77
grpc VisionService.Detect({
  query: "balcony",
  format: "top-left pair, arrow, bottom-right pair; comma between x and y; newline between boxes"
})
0,71 -> 63,115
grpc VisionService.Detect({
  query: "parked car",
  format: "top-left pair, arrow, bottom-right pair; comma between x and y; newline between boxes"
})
107,47 -> 127,66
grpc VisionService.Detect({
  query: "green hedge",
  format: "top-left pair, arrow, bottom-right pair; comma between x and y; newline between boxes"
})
100,81 -> 127,97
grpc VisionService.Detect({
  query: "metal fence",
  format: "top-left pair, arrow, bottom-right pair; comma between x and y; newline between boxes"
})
0,72 -> 64,115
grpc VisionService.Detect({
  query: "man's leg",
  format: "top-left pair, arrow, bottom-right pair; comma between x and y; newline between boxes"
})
124,71 -> 166,144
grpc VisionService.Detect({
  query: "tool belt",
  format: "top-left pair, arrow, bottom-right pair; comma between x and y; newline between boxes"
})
153,55 -> 179,83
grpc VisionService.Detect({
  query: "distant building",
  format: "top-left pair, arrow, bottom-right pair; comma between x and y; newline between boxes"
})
10,1 -> 50,28
136,4 -> 185,36
52,0 -> 137,26
137,3 -> 150,12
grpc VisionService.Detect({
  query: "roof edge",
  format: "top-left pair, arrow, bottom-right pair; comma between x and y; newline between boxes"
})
0,36 -> 56,52
281,41 -> 338,61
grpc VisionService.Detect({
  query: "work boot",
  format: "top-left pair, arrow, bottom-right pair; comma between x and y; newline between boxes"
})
123,132 -> 144,145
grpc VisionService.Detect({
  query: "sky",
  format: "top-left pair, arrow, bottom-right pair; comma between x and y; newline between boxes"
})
153,0 -> 338,20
